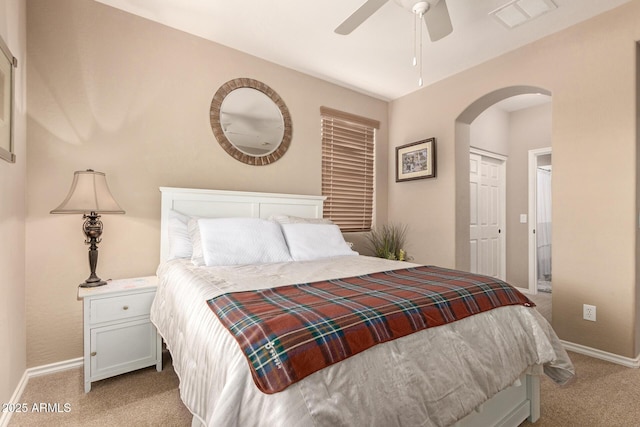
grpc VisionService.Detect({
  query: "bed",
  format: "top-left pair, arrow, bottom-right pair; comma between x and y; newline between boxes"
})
151,187 -> 574,427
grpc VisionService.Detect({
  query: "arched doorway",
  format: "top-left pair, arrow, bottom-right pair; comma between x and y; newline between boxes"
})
454,86 -> 552,288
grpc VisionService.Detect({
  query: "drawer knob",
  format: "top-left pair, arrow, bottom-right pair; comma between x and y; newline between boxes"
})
123,305 -> 129,310
90,351 -> 97,357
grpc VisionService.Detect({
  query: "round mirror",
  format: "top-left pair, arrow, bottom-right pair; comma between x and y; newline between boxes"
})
210,78 -> 292,165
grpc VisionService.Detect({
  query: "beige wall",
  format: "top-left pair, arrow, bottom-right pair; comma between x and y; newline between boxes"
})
0,0 -> 26,405
389,2 -> 640,357
25,0 -> 389,367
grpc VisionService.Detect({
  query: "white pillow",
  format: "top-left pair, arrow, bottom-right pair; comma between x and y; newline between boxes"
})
269,214 -> 333,225
197,218 -> 292,266
167,210 -> 192,260
188,218 -> 205,266
280,223 -> 358,261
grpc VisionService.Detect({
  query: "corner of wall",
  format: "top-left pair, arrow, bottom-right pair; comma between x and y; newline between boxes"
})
634,41 -> 640,358
0,0 -> 27,408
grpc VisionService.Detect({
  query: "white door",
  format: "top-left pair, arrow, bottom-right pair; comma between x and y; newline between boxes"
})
470,151 -> 506,279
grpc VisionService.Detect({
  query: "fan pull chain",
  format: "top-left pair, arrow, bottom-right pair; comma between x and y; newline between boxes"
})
412,13 -> 417,67
418,10 -> 424,87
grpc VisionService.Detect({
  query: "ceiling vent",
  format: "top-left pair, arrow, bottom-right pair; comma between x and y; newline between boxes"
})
490,0 -> 557,29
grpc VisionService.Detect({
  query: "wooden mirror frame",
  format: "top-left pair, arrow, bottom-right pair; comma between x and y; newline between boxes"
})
210,78 -> 292,166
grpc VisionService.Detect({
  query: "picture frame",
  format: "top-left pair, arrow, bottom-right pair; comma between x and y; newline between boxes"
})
395,138 -> 436,182
0,34 -> 17,163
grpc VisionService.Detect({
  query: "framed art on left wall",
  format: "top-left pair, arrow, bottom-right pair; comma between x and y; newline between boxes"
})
0,33 -> 16,163
396,138 -> 436,182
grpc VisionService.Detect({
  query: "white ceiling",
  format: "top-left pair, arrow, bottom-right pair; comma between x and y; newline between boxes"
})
494,93 -> 551,112
95,0 -> 629,101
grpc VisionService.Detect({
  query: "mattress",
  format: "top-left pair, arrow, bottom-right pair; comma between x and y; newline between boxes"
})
150,256 -> 574,427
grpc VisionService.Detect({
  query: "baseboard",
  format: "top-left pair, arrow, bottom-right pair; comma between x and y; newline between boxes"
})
561,340 -> 640,368
0,370 -> 28,427
25,357 -> 83,378
0,357 -> 83,427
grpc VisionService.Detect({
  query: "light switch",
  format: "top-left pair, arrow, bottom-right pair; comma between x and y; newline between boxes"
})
520,214 -> 527,224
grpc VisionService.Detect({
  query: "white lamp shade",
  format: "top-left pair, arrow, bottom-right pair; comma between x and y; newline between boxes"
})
50,170 -> 125,214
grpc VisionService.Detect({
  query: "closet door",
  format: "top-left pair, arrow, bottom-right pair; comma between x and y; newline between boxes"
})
470,152 -> 505,279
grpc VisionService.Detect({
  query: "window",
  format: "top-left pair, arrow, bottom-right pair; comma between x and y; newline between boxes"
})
320,107 -> 380,232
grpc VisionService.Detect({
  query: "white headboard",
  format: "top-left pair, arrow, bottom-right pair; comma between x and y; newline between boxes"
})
159,187 -> 326,263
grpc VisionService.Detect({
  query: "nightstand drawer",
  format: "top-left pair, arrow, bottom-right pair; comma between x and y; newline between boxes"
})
90,291 -> 155,324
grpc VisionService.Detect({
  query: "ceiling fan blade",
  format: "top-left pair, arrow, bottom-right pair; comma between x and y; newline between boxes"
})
335,0 -> 389,35
424,0 -> 453,41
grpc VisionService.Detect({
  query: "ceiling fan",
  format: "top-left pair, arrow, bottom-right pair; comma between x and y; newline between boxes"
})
335,0 -> 453,42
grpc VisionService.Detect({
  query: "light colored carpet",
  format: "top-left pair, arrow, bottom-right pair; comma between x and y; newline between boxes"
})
521,351 -> 640,426
9,336 -> 640,426
8,351 -> 192,426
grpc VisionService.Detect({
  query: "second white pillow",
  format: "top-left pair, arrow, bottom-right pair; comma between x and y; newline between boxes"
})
281,223 -> 358,261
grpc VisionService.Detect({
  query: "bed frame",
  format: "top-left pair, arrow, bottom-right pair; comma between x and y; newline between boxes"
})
158,186 -> 541,427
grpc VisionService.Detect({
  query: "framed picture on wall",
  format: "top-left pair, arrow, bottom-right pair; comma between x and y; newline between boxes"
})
0,33 -> 16,163
395,138 -> 436,182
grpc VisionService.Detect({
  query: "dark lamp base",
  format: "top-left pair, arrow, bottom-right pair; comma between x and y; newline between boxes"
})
80,280 -> 108,288
81,212 -> 108,289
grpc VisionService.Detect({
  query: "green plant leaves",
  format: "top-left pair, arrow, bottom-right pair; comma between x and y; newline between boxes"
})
366,223 -> 409,261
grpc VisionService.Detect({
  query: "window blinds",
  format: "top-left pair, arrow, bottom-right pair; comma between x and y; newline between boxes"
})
320,107 -> 379,232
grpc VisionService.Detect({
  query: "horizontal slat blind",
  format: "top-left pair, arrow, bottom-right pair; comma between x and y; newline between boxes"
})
321,107 -> 378,232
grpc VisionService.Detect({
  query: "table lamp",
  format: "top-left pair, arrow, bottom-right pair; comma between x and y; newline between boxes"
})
50,169 -> 125,287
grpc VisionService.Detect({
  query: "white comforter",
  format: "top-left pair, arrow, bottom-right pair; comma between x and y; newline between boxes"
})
150,256 -> 573,427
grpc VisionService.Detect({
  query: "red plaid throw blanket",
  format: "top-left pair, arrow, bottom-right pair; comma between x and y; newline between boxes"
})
207,265 -> 534,394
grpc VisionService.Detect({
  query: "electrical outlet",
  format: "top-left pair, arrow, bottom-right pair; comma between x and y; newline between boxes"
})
583,304 -> 596,322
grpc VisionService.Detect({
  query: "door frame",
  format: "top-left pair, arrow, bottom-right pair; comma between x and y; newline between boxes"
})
470,147 -> 507,280
528,147 -> 552,294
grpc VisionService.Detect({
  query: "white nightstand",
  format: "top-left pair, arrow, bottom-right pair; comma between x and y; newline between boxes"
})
78,276 -> 162,393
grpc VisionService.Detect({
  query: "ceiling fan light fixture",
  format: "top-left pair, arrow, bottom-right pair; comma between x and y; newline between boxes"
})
411,1 -> 429,15
394,0 -> 439,13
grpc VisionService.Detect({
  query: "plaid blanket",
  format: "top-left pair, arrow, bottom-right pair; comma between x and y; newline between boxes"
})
207,265 -> 534,394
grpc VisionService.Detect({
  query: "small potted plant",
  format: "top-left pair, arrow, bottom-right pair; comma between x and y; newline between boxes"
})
366,223 -> 410,261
